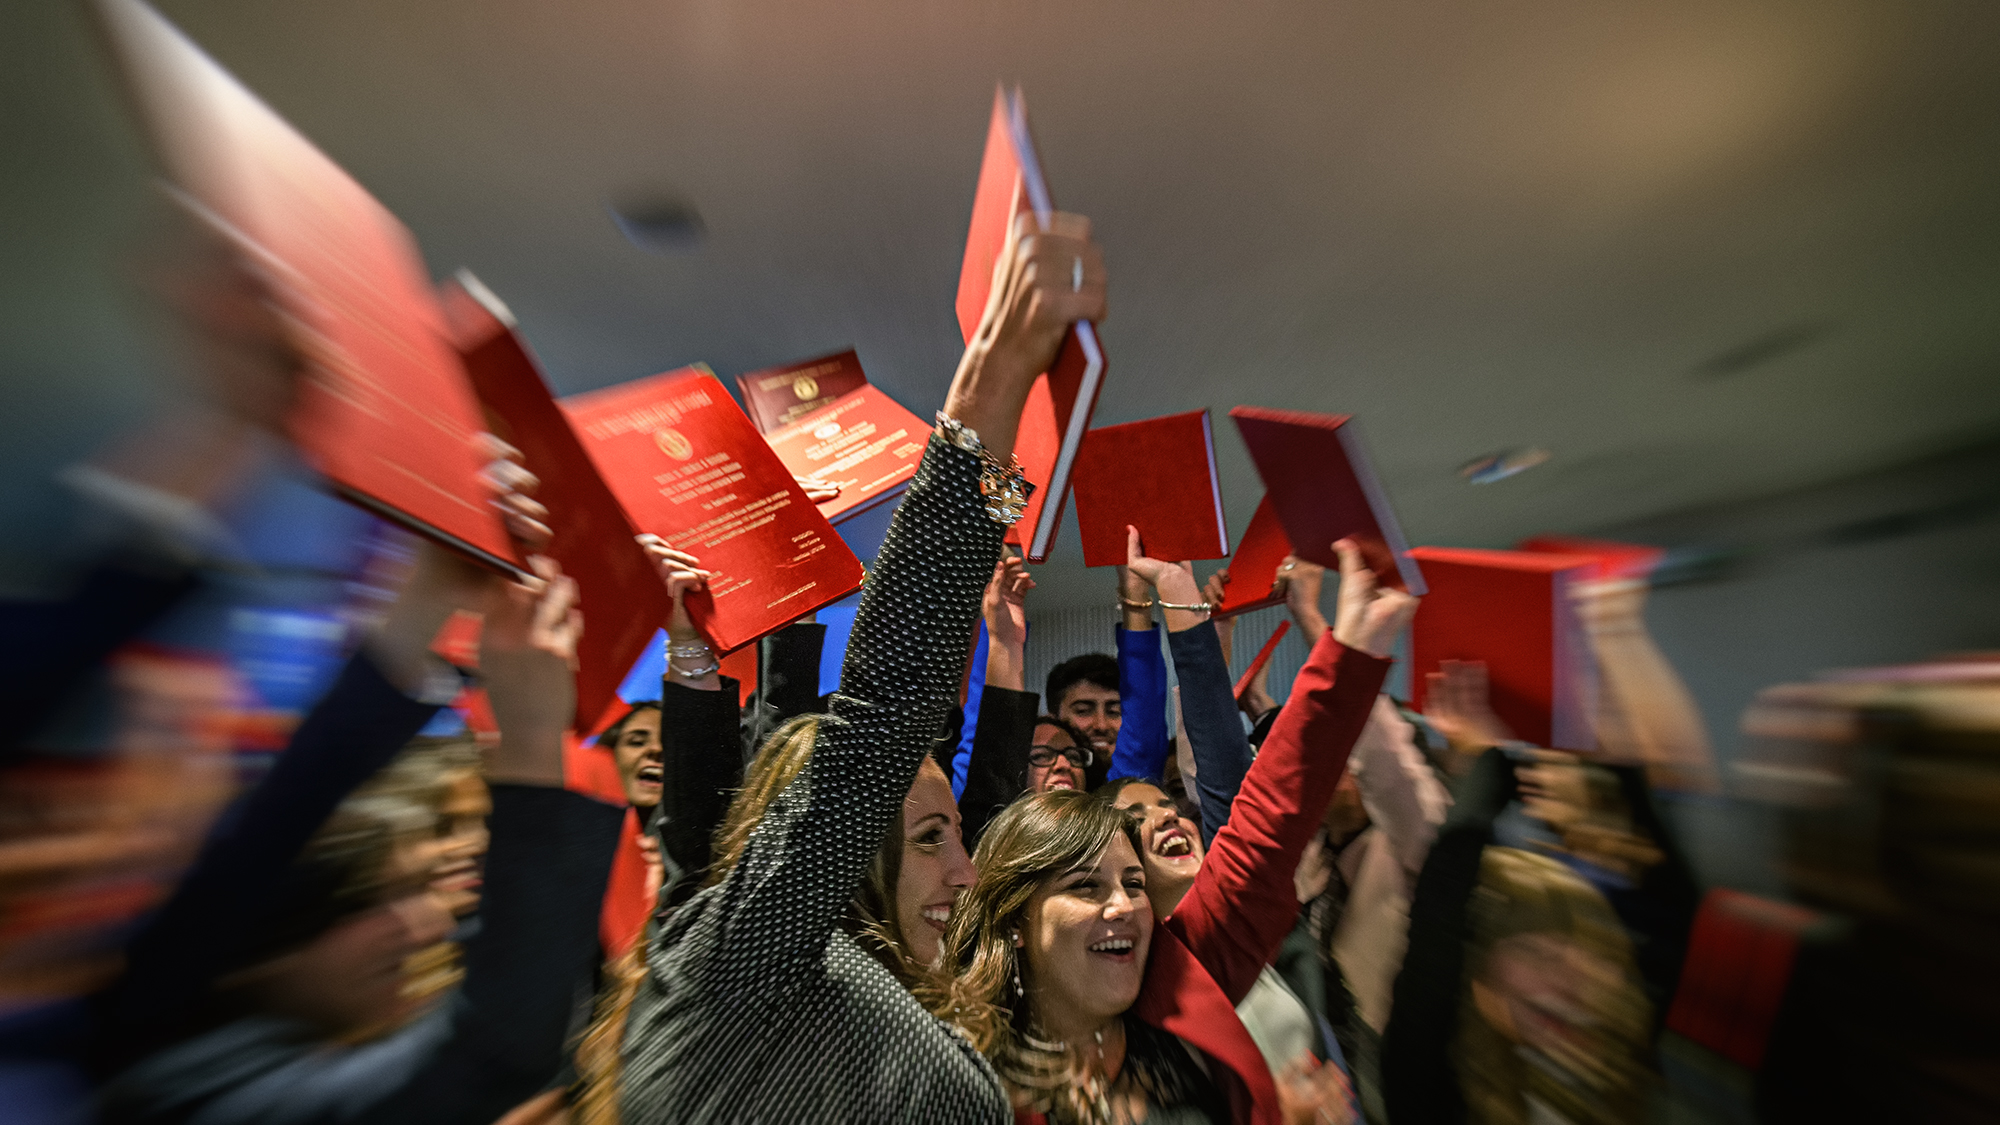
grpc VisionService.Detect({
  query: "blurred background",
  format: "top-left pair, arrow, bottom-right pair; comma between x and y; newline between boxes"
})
6,0 -> 2000,891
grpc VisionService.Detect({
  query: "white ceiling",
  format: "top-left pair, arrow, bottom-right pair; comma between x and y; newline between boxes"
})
6,0 -> 2000,608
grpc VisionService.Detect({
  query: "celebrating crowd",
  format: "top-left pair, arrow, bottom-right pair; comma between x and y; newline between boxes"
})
2,202 -> 1825,1125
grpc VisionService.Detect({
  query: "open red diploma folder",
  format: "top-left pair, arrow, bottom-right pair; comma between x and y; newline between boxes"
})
956,86 -> 1106,563
562,368 -> 864,654
439,273 -> 671,732
1405,547 -> 1598,751
1229,407 -> 1425,594
1217,495 -> 1293,619
763,380 -> 928,527
736,350 -> 871,435
1070,410 -> 1228,568
91,0 -> 518,573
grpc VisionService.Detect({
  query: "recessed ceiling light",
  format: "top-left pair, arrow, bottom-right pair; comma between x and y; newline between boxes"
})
608,194 -> 705,253
1458,447 -> 1551,484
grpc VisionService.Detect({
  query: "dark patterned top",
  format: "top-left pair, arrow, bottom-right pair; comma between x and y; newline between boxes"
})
621,436 -> 1011,1124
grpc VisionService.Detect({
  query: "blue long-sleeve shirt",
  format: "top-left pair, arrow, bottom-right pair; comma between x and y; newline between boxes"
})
1108,625 -> 1170,782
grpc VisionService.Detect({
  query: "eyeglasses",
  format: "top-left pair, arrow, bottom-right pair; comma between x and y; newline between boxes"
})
1028,744 -> 1093,770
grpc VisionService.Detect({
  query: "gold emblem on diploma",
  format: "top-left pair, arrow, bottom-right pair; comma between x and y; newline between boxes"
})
792,374 -> 819,401
654,428 -> 694,460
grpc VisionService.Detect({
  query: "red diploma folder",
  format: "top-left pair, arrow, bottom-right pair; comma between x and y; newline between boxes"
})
562,368 -> 864,653
1070,411 -> 1228,568
440,272 -> 671,732
736,350 -> 872,434
1234,620 -> 1292,701
1217,495 -> 1294,619
91,0 -> 518,573
762,375 -> 927,528
1516,534 -> 1665,583
956,87 -> 1106,563
1229,407 -> 1425,594
1405,547 -> 1597,750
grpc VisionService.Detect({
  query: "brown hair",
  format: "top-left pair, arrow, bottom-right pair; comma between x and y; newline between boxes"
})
918,790 -> 1147,1120
593,700 -> 661,749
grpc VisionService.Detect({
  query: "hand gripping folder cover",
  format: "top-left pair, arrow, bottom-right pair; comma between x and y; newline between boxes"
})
91,0 -> 518,573
1070,410 -> 1229,568
563,368 -> 864,654
441,272 -> 671,731
1405,547 -> 1597,751
1229,406 -> 1425,594
1216,495 -> 1294,619
956,86 -> 1105,563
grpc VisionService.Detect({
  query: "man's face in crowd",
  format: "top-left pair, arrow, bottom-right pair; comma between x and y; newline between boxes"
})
1058,681 -> 1121,758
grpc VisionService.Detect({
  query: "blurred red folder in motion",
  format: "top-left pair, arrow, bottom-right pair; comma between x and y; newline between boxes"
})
1516,534 -> 1665,583
1070,411 -> 1228,568
1217,495 -> 1294,619
441,272 -> 671,731
1405,547 -> 1596,750
1229,407 -> 1425,594
763,375 -> 927,528
736,349 -> 871,435
956,86 -> 1106,563
91,0 -> 518,573
563,368 -> 864,653
1234,620 -> 1292,701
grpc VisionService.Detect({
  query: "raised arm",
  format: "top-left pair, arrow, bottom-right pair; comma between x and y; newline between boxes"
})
1107,565 -> 1171,781
377,561 -> 621,1125
697,211 -> 1105,987
1168,541 -> 1418,1005
1123,528 -> 1252,844
100,447 -> 548,1061
960,555 -> 1039,848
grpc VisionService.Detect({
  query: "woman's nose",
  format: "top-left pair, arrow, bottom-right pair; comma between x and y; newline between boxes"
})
943,832 -> 977,889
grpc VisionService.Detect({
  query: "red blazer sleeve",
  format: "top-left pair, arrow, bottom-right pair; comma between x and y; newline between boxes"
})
1164,634 -> 1389,1005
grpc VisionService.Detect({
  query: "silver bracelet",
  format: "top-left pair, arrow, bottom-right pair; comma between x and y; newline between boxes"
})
668,658 -> 720,679
667,639 -> 714,659
1156,600 -> 1213,616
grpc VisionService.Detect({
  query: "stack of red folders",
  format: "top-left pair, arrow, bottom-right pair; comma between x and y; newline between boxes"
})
736,350 -> 871,435
441,272 -> 672,732
956,86 -> 1106,563
91,0 -> 518,572
1230,406 -> 1426,594
1216,496 -> 1293,618
563,368 -> 864,654
1405,547 -> 1598,751
1070,410 -> 1229,568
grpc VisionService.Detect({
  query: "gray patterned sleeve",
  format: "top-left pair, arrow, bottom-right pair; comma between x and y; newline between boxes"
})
695,435 -> 1003,986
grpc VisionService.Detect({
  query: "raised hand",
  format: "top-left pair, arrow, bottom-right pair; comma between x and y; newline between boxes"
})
1125,526 -> 1207,633
638,535 -> 720,690
983,554 -> 1034,652
1202,568 -> 1234,664
1328,538 -> 1418,660
1277,555 -> 1328,645
636,535 -> 713,644
1422,659 -> 1514,757
942,211 -> 1105,463
370,436 -> 545,694
480,557 -> 584,786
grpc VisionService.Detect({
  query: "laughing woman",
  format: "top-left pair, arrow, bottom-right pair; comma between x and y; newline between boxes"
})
928,542 -> 1418,1125
612,211 -> 1105,1125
